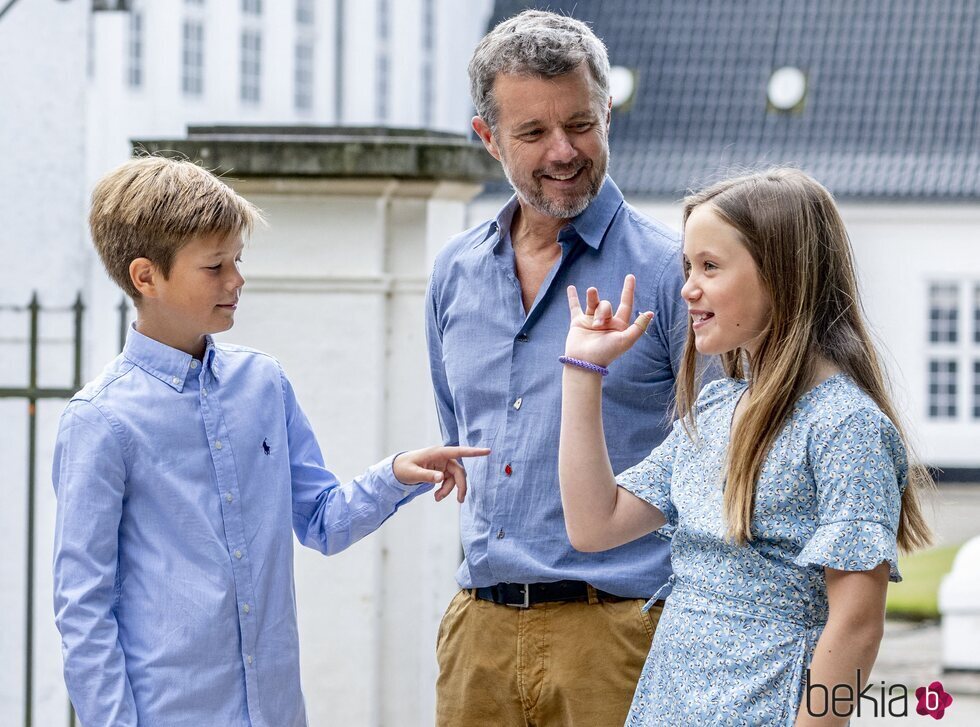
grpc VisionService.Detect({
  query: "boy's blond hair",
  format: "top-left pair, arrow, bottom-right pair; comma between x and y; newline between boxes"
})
89,155 -> 261,300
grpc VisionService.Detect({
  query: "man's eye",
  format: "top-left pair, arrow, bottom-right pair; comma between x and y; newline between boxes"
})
570,123 -> 592,131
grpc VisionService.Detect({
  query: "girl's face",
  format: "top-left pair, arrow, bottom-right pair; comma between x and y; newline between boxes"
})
681,204 -> 771,359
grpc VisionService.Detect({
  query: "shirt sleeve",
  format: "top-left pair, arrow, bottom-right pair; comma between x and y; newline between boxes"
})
425,265 -> 460,447
52,400 -> 138,727
615,417 -> 686,533
280,367 -> 432,555
795,407 -> 907,582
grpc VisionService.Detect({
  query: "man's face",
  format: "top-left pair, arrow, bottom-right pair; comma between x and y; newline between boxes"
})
474,64 -> 610,220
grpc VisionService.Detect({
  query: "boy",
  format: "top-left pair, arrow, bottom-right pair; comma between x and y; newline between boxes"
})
52,156 -> 487,726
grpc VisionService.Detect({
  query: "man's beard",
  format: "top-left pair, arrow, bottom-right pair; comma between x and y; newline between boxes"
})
501,149 -> 609,220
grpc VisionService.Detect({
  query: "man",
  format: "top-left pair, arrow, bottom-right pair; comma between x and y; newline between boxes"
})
426,10 -> 688,726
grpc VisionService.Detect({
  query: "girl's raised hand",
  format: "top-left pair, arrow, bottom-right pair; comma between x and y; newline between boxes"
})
564,274 -> 653,368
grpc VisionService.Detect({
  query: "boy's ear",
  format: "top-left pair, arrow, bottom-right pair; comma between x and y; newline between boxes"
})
129,257 -> 160,299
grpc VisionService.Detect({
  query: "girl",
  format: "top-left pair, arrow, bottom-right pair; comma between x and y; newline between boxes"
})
557,169 -> 932,726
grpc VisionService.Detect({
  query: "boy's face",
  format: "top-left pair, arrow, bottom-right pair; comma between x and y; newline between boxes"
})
135,232 -> 245,356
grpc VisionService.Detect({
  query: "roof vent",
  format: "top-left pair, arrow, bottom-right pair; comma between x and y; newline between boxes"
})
609,66 -> 637,110
767,66 -> 807,112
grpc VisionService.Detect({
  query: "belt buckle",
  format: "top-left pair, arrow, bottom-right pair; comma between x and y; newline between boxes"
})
506,583 -> 531,608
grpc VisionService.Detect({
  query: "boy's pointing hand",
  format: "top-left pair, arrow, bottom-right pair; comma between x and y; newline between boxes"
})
392,446 -> 492,502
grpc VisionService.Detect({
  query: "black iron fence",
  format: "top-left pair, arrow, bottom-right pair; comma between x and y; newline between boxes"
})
0,293 -> 128,727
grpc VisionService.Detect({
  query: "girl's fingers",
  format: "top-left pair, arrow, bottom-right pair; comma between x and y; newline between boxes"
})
566,285 -> 583,316
593,299 -> 614,327
614,274 -> 635,322
585,287 -> 599,316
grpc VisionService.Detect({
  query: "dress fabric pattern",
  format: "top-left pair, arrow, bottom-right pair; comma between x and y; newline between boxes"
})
616,374 -> 906,726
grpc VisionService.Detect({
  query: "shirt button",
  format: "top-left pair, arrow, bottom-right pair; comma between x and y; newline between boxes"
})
215,440 -> 223,450
171,376 -> 180,385
190,360 -> 199,369
496,528 -> 505,539
202,388 -> 208,396
513,397 -> 523,410
504,464 -> 512,476
242,603 -> 251,614
246,655 -> 253,665
226,493 -> 233,503
234,549 -> 242,559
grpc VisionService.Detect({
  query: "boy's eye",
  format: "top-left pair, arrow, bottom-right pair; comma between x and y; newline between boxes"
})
704,261 -> 718,271
207,264 -> 221,271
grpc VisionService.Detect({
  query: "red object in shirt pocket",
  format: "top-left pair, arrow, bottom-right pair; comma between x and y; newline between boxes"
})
504,464 -> 513,476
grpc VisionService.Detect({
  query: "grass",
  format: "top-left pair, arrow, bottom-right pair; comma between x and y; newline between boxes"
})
885,543 -> 961,620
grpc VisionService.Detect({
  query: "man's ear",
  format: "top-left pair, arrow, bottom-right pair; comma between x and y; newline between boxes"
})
129,257 -> 160,299
471,116 -> 501,162
605,96 -> 612,128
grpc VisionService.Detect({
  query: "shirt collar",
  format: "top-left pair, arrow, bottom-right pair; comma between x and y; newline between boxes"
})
483,176 -> 625,251
123,325 -> 219,391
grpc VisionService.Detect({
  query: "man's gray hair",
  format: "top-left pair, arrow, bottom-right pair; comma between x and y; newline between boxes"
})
469,10 -> 611,131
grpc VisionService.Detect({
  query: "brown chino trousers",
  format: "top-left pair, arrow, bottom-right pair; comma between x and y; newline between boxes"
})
435,588 -> 663,727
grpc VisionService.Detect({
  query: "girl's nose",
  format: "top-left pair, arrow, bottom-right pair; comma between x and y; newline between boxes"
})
681,275 -> 699,301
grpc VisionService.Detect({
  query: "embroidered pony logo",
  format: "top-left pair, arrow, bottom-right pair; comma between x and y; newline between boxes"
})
262,438 -> 271,456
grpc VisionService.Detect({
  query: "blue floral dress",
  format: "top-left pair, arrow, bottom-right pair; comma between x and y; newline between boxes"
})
616,374 -> 906,726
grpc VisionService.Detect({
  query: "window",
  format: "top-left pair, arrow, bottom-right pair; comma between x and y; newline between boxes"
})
240,30 -> 262,103
928,360 -> 958,419
375,0 -> 389,122
294,41 -> 314,111
242,0 -> 261,15
974,284 -> 980,343
182,21 -> 204,96
420,0 -> 434,126
127,7 -> 143,88
296,0 -> 314,25
928,282 -> 958,343
974,360 -> 980,419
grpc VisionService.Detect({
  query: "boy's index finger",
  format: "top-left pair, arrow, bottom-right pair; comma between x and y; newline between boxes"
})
446,446 -> 492,459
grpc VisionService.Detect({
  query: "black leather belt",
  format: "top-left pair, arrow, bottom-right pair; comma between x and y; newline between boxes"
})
473,580 -> 627,608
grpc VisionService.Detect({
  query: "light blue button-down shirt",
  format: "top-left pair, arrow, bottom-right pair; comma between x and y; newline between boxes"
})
426,177 -> 688,599
52,328 -> 427,727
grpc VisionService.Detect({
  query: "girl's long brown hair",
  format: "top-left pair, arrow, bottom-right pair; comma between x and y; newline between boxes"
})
675,168 -> 932,551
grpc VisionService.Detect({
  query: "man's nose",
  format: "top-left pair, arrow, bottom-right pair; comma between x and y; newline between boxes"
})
545,130 -> 577,164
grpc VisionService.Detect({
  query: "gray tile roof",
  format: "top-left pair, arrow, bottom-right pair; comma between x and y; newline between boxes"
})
487,0 -> 980,200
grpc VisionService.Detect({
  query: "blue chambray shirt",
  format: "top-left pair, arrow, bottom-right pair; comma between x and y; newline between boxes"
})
426,177 -> 687,599
52,328 -> 428,727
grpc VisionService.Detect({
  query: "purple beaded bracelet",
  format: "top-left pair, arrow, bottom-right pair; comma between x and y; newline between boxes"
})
559,355 -> 609,377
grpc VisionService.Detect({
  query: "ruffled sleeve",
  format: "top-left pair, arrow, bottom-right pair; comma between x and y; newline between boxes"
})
616,416 -> 684,532
615,378 -> 736,534
795,406 -> 907,582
